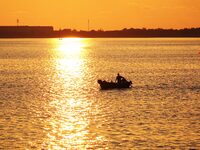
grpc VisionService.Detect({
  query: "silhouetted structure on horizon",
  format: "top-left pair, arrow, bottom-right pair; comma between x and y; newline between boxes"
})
0,26 -> 54,38
0,26 -> 200,38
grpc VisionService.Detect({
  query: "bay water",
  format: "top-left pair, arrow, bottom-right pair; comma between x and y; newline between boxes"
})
0,38 -> 200,149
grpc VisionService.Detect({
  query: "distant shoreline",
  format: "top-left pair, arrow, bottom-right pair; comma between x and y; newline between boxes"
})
0,26 -> 200,38
0,36 -> 200,39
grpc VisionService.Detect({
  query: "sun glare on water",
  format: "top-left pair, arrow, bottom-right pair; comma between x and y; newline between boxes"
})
43,38 -> 104,149
57,38 -> 87,57
54,38 -> 89,77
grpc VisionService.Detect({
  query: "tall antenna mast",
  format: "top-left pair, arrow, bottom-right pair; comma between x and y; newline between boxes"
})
17,19 -> 19,26
88,19 -> 90,31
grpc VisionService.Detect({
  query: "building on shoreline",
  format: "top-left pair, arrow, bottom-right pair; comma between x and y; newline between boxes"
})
0,26 -> 54,38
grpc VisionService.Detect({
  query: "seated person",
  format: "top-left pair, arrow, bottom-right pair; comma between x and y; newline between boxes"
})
116,73 -> 127,84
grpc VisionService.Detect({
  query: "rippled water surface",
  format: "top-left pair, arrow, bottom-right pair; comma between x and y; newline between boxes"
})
0,38 -> 200,149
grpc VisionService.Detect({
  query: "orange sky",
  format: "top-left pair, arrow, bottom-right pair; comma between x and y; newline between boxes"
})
1,0 -> 200,30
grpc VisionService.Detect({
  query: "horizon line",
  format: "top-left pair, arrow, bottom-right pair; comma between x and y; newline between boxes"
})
0,25 -> 200,31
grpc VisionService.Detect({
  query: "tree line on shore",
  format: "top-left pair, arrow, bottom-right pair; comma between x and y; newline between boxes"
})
57,28 -> 200,37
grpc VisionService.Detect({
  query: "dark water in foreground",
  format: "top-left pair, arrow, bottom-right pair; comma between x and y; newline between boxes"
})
0,38 -> 200,149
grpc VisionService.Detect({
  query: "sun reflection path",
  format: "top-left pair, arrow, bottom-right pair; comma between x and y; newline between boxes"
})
54,38 -> 89,78
42,38 -> 106,149
57,38 -> 87,58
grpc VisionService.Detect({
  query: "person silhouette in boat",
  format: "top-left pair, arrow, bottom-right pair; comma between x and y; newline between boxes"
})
116,73 -> 127,84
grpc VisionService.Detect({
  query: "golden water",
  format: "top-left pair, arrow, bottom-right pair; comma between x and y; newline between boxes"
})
0,38 -> 200,149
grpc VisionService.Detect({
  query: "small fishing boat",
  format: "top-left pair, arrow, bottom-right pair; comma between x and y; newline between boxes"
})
97,79 -> 132,90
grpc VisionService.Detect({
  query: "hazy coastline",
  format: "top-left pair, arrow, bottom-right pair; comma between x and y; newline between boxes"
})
1,26 -> 200,38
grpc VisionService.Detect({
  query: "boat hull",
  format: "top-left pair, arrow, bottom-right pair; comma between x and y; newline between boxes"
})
97,80 -> 132,90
